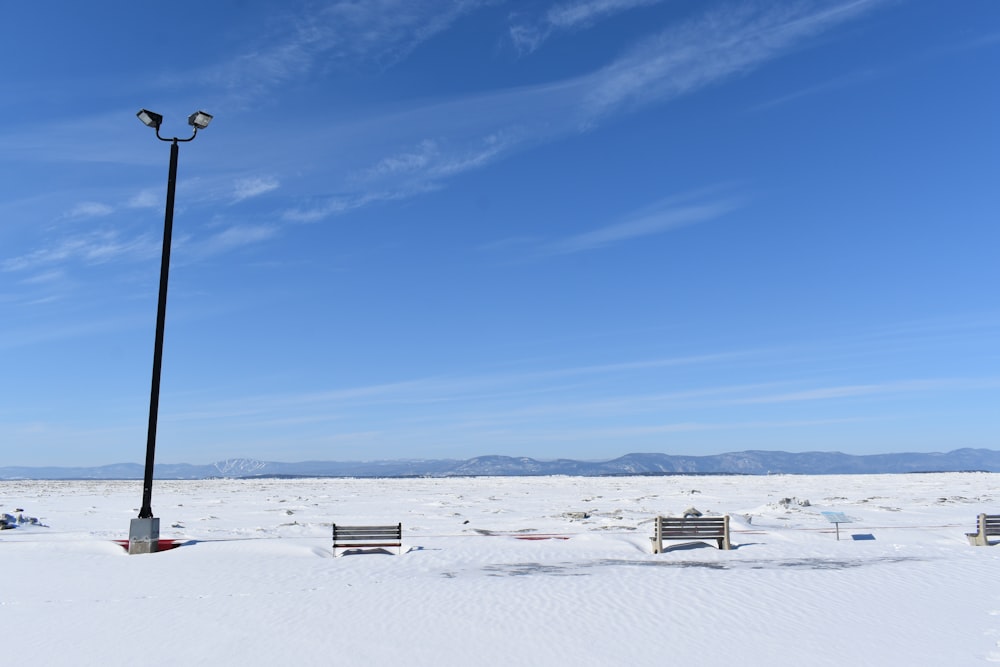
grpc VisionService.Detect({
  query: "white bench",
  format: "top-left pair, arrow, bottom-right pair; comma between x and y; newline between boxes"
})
967,513 -> 1000,546
332,523 -> 402,556
651,515 -> 731,553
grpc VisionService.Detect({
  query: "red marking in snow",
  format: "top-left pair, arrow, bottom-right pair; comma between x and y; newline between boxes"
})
113,539 -> 185,551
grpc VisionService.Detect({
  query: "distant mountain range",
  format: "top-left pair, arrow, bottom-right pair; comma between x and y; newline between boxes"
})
2,448 -> 999,480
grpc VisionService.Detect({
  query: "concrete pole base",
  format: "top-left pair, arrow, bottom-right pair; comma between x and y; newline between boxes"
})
128,517 -> 160,555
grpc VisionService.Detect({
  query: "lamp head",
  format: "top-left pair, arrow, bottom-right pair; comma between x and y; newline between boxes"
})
137,109 -> 163,129
188,111 -> 213,130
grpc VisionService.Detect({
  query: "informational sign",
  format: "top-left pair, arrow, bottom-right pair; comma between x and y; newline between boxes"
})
821,511 -> 853,540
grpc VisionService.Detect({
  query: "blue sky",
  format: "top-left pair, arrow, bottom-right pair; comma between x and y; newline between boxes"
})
2,1 -> 998,466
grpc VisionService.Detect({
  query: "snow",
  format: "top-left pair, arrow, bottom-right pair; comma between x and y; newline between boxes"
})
2,473 -> 999,665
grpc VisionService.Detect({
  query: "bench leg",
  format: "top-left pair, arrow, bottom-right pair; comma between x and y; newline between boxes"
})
968,532 -> 988,547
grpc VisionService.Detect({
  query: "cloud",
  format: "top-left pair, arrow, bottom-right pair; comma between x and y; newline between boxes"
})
743,24 -> 1000,113
65,201 -> 114,219
194,1 -> 498,105
748,67 -> 883,111
157,345 -> 1000,451
965,30 -> 1000,49
548,0 -> 664,28
1,229 -> 159,273
0,313 -> 150,351
578,0 -> 885,123
282,190 -> 415,224
100,0 -> 881,230
180,351 -> 749,421
284,132 -> 516,222
542,194 -> 741,255
311,0 -> 497,67
232,176 -> 280,203
17,270 -> 65,286
733,378 -> 1000,405
328,1 -> 882,217
127,189 -> 161,209
363,140 -> 439,179
206,224 -> 279,249
362,132 -> 516,184
170,224 -> 281,262
510,0 -> 665,54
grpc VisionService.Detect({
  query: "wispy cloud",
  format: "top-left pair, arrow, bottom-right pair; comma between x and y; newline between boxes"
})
0,313 -> 150,351
282,189 -> 417,224
541,191 -> 742,256
64,201 -> 114,220
363,140 -> 439,179
281,130 -> 517,222
1,229 -> 159,273
732,378 -> 1000,405
232,176 -> 280,203
745,25 -> 1000,113
192,224 -> 281,257
548,0 -> 664,28
156,344 -> 1000,452
58,186 -> 176,227
579,0 -> 884,123
482,186 -> 743,259
293,1 -> 883,220
749,67 -> 883,111
17,269 -> 65,286
3,212 -> 280,279
964,30 -> 1000,49
359,133 -> 515,186
15,0 -> 881,237
127,189 -> 160,209
510,0 -> 665,54
311,0 -> 498,67
194,1 -> 497,105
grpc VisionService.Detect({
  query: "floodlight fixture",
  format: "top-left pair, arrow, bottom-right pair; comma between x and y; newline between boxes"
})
137,109 -> 213,142
137,109 -> 163,129
188,111 -> 213,130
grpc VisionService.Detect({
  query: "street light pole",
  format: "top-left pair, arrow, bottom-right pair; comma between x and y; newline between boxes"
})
129,109 -> 212,554
138,136 -> 177,520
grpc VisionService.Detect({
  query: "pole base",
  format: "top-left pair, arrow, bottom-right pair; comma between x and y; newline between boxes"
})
128,517 -> 160,555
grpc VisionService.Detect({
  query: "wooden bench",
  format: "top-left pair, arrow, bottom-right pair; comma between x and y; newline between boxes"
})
966,513 -> 1000,546
651,515 -> 731,553
332,523 -> 402,556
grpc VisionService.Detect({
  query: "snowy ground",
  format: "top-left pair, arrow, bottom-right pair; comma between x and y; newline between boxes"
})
1,473 -> 998,666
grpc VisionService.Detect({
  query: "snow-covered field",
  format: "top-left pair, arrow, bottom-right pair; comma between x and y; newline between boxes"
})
2,473 -> 998,666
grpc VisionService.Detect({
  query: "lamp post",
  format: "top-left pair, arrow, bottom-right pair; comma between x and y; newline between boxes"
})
128,109 -> 213,555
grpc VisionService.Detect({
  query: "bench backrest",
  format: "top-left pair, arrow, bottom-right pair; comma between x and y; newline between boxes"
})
979,514 -> 1000,535
656,516 -> 728,536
